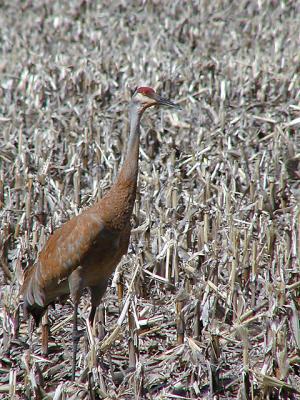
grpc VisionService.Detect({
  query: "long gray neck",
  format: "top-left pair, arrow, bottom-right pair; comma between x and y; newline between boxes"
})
117,102 -> 142,183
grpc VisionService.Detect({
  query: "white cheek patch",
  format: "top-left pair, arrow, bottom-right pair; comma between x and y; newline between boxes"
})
135,92 -> 156,105
135,93 -> 145,102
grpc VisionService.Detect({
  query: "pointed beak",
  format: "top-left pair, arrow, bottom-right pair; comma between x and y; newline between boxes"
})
154,93 -> 181,110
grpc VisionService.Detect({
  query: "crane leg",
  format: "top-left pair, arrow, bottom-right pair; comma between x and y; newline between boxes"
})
89,281 -> 109,326
72,302 -> 79,380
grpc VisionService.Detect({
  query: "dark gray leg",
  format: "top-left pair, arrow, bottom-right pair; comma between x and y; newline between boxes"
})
72,302 -> 79,381
89,280 -> 109,326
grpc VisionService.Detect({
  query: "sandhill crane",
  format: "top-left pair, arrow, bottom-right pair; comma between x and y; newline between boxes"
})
21,86 -> 180,379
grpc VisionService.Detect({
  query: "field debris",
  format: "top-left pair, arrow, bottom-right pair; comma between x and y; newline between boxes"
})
0,1 -> 300,398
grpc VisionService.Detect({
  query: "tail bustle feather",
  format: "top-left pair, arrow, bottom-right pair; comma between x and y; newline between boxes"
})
23,300 -> 46,327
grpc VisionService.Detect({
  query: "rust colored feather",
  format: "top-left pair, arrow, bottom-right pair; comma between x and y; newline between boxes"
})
22,188 -> 133,324
21,87 -> 179,329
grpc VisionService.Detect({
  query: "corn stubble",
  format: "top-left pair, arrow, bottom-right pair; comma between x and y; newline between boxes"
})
1,1 -> 300,399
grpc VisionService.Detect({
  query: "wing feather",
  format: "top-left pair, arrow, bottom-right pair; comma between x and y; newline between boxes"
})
22,209 -> 104,310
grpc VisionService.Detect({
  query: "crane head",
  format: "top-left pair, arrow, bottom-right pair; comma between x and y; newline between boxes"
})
132,86 -> 180,111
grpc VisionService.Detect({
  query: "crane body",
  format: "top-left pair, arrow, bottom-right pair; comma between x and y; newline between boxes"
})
21,86 -> 179,378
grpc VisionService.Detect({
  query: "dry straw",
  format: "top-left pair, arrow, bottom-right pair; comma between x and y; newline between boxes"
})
1,0 -> 300,398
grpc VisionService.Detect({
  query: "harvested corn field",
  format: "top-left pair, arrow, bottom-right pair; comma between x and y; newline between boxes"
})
1,1 -> 300,399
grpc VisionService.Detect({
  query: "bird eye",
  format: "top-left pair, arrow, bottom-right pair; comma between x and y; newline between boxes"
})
132,86 -> 138,96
